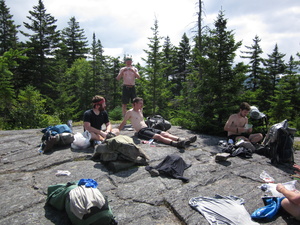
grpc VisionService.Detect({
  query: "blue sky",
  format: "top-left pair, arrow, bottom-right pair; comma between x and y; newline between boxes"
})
7,0 -> 300,65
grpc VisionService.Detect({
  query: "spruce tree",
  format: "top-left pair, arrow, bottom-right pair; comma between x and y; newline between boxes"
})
20,0 -> 60,94
259,44 -> 286,111
241,35 -> 264,91
0,0 -> 19,54
143,19 -> 170,116
89,33 -> 105,95
61,16 -> 89,68
195,10 -> 246,133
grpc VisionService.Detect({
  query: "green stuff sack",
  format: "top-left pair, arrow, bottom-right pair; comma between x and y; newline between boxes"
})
46,182 -> 78,211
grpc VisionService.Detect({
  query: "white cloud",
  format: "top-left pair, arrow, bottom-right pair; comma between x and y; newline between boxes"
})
6,0 -> 300,65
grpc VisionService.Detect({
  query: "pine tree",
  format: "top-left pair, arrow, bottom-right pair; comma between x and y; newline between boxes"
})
143,19 -> 171,116
61,16 -> 89,68
195,10 -> 246,133
0,0 -> 19,54
259,44 -> 286,111
20,0 -> 60,93
241,35 -> 264,91
89,33 -> 105,95
175,33 -> 191,94
161,36 -> 177,97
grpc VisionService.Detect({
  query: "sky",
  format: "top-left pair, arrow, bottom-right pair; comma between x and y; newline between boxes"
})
6,0 -> 300,65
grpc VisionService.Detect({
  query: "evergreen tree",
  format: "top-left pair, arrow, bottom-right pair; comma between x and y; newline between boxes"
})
10,85 -> 47,129
20,0 -> 60,93
259,44 -> 286,111
0,0 -> 19,54
0,49 -> 27,127
195,10 -> 246,134
89,33 -> 105,95
161,36 -> 177,96
61,16 -> 89,67
61,58 -> 93,121
174,33 -> 191,95
240,35 -> 264,91
270,56 -> 300,122
143,19 -> 171,116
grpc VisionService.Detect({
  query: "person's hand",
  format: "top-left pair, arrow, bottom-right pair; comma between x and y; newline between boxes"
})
276,183 -> 285,193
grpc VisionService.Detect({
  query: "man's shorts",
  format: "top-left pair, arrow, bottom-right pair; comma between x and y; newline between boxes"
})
227,133 -> 250,142
137,127 -> 162,140
122,85 -> 136,104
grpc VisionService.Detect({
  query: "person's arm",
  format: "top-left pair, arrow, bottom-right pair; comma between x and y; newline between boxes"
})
83,121 -> 106,137
116,69 -> 124,81
277,183 -> 300,205
118,111 -> 131,131
132,67 -> 140,79
105,122 -> 112,132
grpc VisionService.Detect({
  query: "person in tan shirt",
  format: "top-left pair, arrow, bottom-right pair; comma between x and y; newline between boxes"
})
118,97 -> 197,148
224,102 -> 263,144
116,57 -> 140,117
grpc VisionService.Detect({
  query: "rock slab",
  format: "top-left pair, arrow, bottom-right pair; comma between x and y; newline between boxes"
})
0,126 -> 299,225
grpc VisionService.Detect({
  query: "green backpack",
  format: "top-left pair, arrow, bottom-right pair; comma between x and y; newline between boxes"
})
47,182 -> 78,211
46,182 -> 117,225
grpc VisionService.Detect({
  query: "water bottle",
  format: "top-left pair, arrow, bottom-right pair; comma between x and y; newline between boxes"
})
149,139 -> 154,145
67,120 -> 73,131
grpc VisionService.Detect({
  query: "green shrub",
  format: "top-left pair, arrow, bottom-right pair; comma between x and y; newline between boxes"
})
109,106 -> 123,121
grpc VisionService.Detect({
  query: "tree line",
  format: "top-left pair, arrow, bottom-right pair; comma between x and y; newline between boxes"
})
0,0 -> 299,136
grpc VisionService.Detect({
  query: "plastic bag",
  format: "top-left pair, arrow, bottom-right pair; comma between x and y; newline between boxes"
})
260,180 -> 297,198
71,131 -> 91,150
260,170 -> 275,183
251,197 -> 283,220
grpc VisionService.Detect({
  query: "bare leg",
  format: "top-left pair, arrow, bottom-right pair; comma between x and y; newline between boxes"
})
249,133 -> 263,143
160,131 -> 180,141
122,104 -> 127,117
152,133 -> 173,145
90,132 -> 105,141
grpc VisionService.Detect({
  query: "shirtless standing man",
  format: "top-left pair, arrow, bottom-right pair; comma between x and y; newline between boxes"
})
116,57 -> 140,117
118,97 -> 197,148
224,102 -> 263,143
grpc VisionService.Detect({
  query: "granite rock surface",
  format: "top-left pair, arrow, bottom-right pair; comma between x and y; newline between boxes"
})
0,125 -> 299,225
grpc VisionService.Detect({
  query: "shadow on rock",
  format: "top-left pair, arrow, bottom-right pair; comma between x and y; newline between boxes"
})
44,204 -> 71,225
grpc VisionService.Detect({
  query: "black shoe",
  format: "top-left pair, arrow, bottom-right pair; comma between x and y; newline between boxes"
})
106,132 -> 116,139
176,140 -> 186,148
189,135 -> 197,143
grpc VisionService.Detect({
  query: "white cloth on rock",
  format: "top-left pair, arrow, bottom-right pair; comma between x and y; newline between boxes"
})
69,185 -> 105,219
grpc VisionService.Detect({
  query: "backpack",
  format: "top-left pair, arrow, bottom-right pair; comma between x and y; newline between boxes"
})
93,135 -> 149,164
145,115 -> 171,131
262,119 -> 297,164
47,181 -> 117,225
41,124 -> 74,153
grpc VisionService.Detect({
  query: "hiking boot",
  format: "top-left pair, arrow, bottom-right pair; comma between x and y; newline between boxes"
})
188,135 -> 197,143
176,140 -> 186,148
178,136 -> 197,146
148,168 -> 160,177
